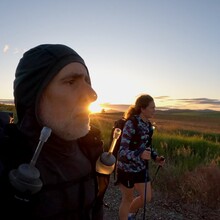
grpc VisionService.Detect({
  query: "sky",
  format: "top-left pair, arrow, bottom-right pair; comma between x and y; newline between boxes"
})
1,0 -> 220,111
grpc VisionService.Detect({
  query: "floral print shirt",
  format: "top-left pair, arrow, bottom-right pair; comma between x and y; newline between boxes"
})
117,115 -> 158,173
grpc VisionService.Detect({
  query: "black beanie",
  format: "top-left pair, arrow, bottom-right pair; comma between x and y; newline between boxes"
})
14,44 -> 89,123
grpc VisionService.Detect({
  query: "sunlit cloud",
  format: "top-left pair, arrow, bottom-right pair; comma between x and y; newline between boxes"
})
99,96 -> 220,112
180,98 -> 220,105
177,98 -> 220,111
155,96 -> 170,100
3,44 -> 9,53
154,97 -> 220,111
2,45 -> 25,54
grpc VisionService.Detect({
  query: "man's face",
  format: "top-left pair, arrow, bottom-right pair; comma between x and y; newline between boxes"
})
38,62 -> 97,140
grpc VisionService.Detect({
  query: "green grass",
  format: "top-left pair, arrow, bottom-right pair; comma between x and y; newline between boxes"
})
1,104 -> 220,208
90,111 -> 220,208
90,112 -> 220,167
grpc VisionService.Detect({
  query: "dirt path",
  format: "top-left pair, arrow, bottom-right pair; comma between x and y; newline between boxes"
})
103,175 -> 220,220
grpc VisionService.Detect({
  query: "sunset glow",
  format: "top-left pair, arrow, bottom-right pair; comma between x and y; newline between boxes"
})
0,1 -> 219,111
89,102 -> 103,114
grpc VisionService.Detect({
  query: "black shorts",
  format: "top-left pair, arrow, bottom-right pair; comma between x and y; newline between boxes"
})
116,169 -> 150,188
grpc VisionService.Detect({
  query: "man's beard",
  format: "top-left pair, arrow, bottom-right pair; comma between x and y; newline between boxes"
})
40,113 -> 91,141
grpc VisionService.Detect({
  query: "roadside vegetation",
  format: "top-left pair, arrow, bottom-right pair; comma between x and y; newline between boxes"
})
90,111 -> 220,209
1,104 -> 220,210
0,103 -> 16,115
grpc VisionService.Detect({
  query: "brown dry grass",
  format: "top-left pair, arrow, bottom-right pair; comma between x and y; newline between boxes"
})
92,110 -> 220,212
180,164 -> 220,208
154,110 -> 220,134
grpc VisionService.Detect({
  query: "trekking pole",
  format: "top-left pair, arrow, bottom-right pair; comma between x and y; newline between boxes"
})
143,146 -> 152,220
9,127 -> 52,194
143,159 -> 149,220
151,156 -> 165,184
96,128 -> 121,175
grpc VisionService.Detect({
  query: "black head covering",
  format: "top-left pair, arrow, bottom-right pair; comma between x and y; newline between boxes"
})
14,44 -> 89,123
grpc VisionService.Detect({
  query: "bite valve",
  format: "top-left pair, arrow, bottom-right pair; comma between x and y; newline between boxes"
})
9,127 -> 52,194
96,128 -> 121,175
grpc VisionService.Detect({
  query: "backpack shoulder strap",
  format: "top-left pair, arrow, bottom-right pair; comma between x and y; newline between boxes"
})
128,116 -> 138,128
125,116 -> 141,150
114,117 -> 126,129
126,116 -> 139,136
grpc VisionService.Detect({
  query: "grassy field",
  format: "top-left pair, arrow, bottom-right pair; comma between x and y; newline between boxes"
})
90,110 -> 220,150
90,110 -> 220,209
1,104 -> 220,208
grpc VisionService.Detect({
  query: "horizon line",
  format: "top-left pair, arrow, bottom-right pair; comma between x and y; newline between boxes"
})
1,99 -> 220,112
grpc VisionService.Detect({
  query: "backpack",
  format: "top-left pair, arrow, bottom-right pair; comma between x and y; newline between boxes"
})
109,116 -> 140,179
0,111 -> 14,138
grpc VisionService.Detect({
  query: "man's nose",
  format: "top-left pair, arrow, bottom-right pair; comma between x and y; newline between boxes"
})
84,83 -> 97,102
90,89 -> 97,102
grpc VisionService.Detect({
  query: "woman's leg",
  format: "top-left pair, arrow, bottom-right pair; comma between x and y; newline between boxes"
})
118,184 -> 134,220
129,181 -> 152,213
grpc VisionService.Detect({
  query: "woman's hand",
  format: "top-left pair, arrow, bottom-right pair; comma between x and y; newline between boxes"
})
156,156 -> 165,166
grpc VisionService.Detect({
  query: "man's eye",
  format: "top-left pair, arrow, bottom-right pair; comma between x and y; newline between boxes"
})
85,76 -> 91,84
68,80 -> 76,85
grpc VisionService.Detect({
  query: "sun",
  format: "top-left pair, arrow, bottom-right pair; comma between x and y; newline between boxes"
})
89,102 -> 103,114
